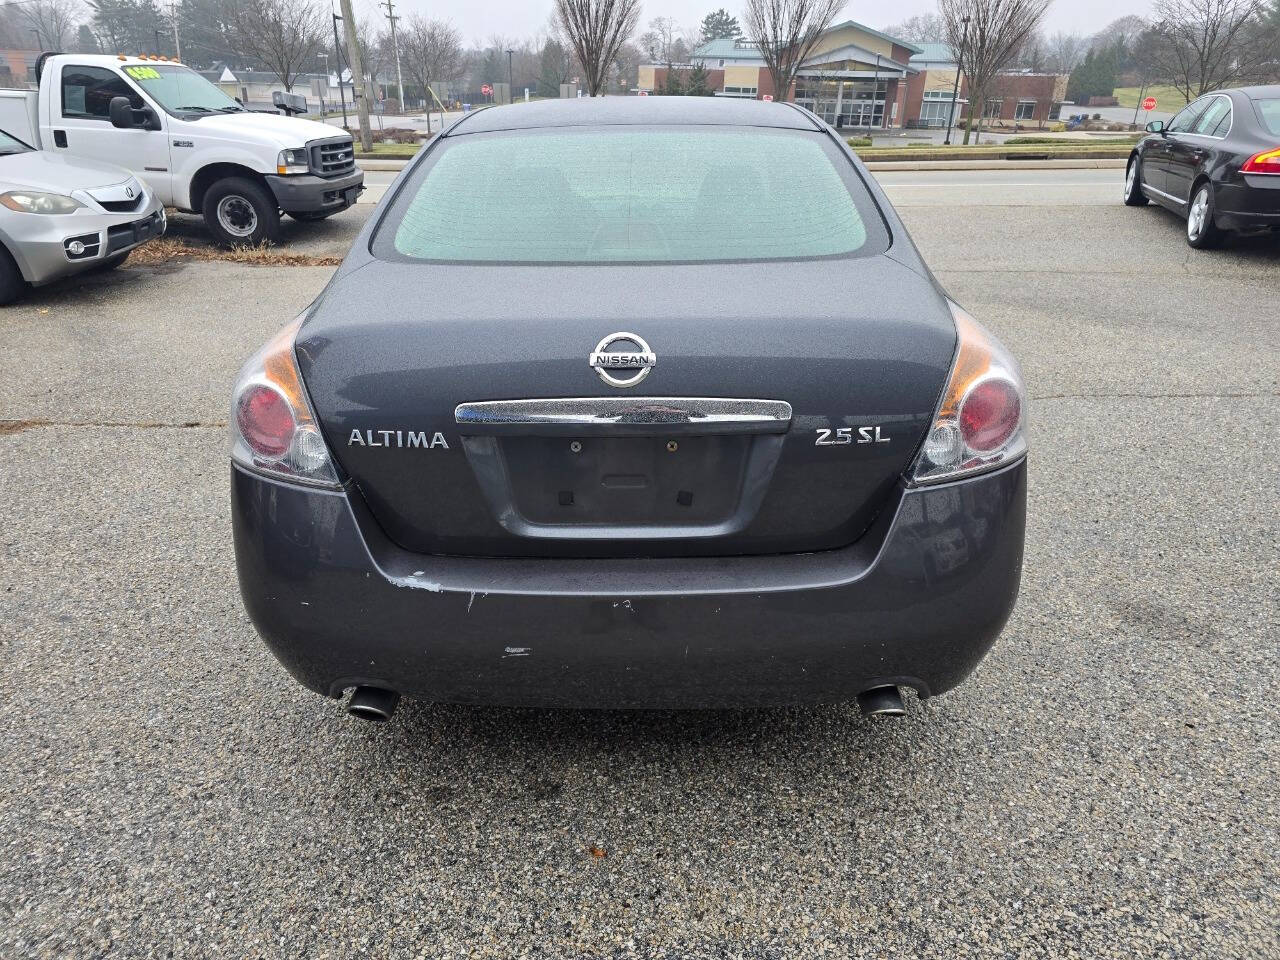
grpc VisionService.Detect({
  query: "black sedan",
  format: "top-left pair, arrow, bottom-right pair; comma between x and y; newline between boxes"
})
230,98 -> 1028,720
1125,85 -> 1280,247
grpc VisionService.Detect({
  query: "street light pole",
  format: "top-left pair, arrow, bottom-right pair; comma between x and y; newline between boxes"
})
331,14 -> 349,129
506,49 -> 513,104
943,17 -> 970,146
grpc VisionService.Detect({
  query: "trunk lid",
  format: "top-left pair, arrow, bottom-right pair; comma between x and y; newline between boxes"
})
297,256 -> 956,558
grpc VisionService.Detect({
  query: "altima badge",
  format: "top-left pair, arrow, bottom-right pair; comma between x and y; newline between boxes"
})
590,332 -> 656,388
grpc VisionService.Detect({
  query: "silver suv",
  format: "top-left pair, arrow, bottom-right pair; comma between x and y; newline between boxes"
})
0,127 -> 164,305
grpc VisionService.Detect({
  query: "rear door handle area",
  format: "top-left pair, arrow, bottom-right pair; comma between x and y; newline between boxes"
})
455,397 -> 794,436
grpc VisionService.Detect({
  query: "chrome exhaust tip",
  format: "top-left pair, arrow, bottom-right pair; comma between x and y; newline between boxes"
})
347,686 -> 400,721
857,685 -> 906,717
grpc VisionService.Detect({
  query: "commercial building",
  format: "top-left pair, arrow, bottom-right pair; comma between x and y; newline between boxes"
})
638,27 -> 1068,132
639,20 -> 921,128
901,43 -> 1068,129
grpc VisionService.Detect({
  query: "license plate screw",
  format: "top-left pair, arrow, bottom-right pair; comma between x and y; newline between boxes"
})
569,440 -> 582,453
666,440 -> 678,452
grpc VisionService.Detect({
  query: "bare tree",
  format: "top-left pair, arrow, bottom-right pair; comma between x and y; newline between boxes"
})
743,0 -> 846,102
939,0 -> 1052,143
1138,0 -> 1277,99
17,0 -> 81,50
401,16 -> 464,108
555,0 -> 641,96
882,12 -> 948,43
1045,30 -> 1087,71
639,16 -> 693,64
229,0 -> 326,91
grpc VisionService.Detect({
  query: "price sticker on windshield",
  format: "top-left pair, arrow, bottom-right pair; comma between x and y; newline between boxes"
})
124,66 -> 162,80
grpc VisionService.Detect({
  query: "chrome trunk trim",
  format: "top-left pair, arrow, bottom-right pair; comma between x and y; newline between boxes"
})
454,397 -> 793,436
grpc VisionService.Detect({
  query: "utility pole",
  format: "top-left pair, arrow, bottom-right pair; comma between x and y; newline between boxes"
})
380,0 -> 404,115
943,17 -> 969,146
506,48 -> 513,104
154,29 -> 162,55
335,0 -> 373,151
331,13 -> 349,129
170,1 -> 182,60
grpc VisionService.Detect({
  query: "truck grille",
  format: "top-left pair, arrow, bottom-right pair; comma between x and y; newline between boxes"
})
310,138 -> 356,178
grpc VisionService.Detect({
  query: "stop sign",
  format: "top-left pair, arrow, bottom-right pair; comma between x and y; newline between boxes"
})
1141,95 -> 1157,111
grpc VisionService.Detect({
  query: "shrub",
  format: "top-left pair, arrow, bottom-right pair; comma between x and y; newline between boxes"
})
846,137 -> 873,147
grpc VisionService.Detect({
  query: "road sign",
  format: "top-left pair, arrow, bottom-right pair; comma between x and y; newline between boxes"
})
481,83 -> 492,96
1142,96 -> 1157,111
761,94 -> 773,102
638,90 -> 649,96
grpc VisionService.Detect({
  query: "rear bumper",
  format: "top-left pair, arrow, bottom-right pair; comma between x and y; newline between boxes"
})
231,458 -> 1027,708
1216,177 -> 1280,231
265,169 -> 364,213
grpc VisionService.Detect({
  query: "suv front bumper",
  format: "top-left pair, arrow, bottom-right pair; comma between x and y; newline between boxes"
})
233,458 -> 1027,709
265,169 -> 364,214
2,200 -> 165,286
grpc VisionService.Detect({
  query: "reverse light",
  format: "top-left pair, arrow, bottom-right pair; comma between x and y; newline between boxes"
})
1241,147 -> 1280,175
230,316 -> 341,488
277,148 -> 309,175
911,301 -> 1027,484
0,191 -> 84,215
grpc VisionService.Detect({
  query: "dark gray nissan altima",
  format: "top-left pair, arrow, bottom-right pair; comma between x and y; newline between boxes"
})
230,97 -> 1027,720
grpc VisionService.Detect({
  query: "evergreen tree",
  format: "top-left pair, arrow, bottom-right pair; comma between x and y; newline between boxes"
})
686,61 -> 712,95
699,8 -> 741,42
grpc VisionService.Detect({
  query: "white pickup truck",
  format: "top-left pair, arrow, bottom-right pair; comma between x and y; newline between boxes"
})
0,54 -> 363,246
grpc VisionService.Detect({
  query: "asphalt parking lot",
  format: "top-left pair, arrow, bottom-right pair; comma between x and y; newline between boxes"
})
2,173 -> 1278,958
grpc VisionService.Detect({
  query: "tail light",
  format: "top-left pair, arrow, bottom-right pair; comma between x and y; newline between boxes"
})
231,316 -> 341,488
911,300 -> 1027,484
1241,148 -> 1280,175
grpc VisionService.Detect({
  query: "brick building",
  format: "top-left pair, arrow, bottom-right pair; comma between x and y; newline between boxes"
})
639,29 -> 1068,132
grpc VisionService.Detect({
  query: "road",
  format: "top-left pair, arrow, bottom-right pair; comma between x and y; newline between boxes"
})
1,169 -> 1277,958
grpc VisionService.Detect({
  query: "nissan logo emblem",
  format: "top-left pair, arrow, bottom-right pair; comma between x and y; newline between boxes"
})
589,332 -> 656,388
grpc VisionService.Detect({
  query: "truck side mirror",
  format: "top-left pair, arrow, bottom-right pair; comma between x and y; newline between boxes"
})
109,96 -> 136,129
109,96 -> 162,131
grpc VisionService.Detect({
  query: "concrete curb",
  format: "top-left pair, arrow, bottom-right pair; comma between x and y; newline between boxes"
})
864,158 -> 1128,171
358,157 -> 1129,174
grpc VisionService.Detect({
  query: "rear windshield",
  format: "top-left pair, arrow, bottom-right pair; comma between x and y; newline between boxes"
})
372,126 -> 888,264
1255,99 -> 1280,136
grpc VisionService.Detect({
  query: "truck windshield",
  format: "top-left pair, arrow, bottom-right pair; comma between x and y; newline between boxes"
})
120,64 -> 243,115
0,129 -> 32,155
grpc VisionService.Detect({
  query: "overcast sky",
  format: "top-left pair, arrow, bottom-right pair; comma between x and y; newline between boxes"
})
377,0 -> 1156,48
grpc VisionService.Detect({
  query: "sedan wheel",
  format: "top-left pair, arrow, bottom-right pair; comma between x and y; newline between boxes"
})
1185,183 -> 1222,249
1123,158 -> 1148,206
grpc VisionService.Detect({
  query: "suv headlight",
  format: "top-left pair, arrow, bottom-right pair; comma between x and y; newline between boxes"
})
276,148 -> 309,175
0,191 -> 85,214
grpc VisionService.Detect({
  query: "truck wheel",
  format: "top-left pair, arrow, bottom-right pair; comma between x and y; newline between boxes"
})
203,177 -> 281,248
0,246 -> 27,306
